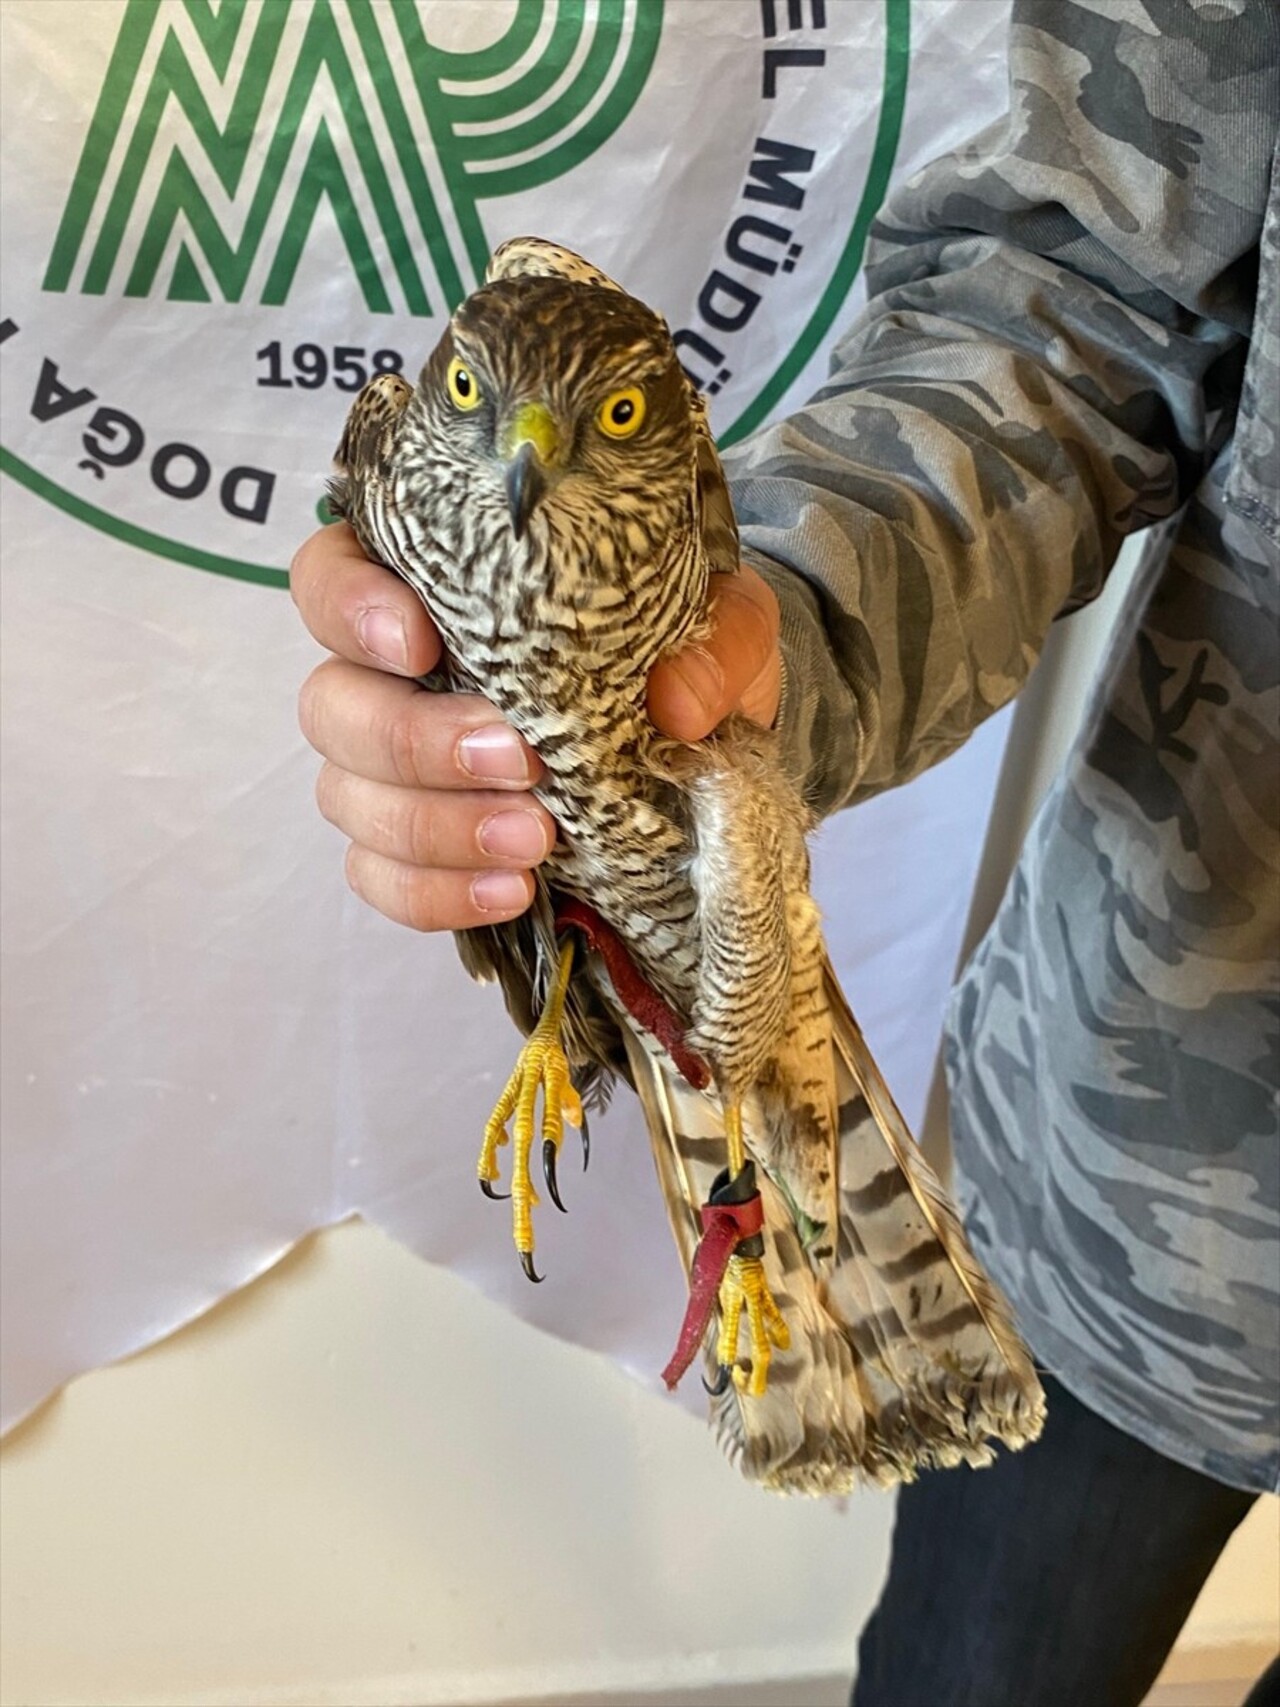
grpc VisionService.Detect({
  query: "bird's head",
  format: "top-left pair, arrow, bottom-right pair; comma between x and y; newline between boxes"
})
418,275 -> 696,544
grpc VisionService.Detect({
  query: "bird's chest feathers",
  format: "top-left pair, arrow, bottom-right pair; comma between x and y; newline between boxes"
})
383,467 -> 705,965
414,472 -> 700,658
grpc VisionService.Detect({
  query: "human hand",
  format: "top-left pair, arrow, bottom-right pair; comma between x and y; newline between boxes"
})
292,527 -> 782,932
292,523 -> 553,932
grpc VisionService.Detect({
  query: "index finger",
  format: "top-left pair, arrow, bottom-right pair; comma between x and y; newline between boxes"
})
290,522 -> 442,677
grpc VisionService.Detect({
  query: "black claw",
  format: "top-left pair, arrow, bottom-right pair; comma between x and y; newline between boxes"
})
580,1113 -> 591,1172
702,1363 -> 733,1397
520,1251 -> 544,1284
543,1139 -> 568,1213
479,1179 -> 509,1201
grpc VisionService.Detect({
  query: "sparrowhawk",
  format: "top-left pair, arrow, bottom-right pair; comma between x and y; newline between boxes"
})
327,237 -> 1045,1493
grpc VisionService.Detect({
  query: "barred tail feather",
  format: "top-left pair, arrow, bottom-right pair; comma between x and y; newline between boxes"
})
621,964 -> 1044,1495
819,955 -> 1045,1471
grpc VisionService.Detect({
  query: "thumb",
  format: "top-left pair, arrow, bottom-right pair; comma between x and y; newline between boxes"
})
648,567 -> 781,741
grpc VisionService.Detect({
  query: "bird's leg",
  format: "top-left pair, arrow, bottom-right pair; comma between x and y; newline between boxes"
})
715,1103 -> 790,1397
478,937 -> 584,1282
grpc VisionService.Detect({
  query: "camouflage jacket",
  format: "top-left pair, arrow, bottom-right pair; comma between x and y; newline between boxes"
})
726,1 -> 1280,1493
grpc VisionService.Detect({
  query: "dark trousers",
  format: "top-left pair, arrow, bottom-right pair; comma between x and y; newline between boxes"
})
852,1371 -> 1274,1707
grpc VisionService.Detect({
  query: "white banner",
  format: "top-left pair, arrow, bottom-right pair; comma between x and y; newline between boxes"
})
0,0 -> 1012,1432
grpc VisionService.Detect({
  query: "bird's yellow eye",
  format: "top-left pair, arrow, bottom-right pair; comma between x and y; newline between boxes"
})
447,358 -> 482,411
597,386 -> 646,439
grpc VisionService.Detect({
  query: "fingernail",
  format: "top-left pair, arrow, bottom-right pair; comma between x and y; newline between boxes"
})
471,870 -> 530,914
458,725 -> 532,783
478,809 -> 549,863
357,606 -> 409,671
666,647 -> 724,717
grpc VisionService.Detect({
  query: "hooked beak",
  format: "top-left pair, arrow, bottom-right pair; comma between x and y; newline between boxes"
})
503,402 -> 559,539
505,441 -> 546,540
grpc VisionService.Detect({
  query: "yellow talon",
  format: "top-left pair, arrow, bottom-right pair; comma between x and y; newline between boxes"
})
478,940 -> 582,1279
717,1253 -> 790,1398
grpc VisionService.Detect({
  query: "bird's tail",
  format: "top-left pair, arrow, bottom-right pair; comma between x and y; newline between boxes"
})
624,958 -> 1045,1494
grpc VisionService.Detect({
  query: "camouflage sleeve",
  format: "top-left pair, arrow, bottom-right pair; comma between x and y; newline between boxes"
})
725,0 -> 1277,816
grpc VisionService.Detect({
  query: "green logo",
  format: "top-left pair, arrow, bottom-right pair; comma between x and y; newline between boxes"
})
42,0 -> 661,315
2,0 -> 909,589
